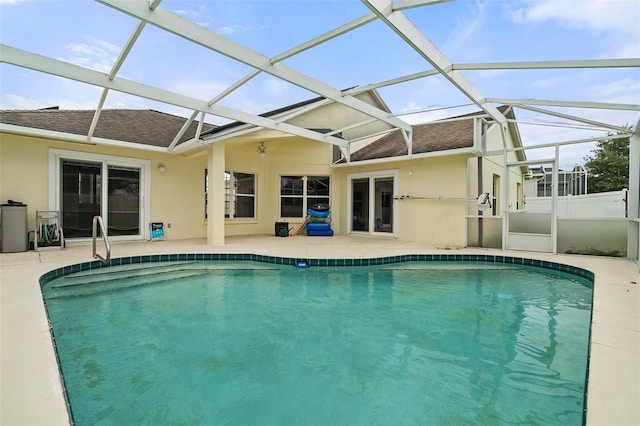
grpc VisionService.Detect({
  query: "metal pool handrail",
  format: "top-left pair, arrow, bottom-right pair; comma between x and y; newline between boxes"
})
92,216 -> 111,264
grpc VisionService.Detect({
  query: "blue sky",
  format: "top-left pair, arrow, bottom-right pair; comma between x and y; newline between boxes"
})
1,0 -> 639,167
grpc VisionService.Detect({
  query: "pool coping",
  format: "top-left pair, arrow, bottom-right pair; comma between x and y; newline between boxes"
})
39,253 -> 596,285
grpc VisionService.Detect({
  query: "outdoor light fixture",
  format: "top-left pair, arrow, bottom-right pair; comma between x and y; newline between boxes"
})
158,164 -> 166,173
257,142 -> 267,158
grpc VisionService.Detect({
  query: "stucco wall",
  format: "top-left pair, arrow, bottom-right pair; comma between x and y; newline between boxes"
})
466,123 -> 525,216
2,130 -> 495,249
0,133 -> 207,241
150,151 -> 207,240
1,133 -> 50,219
224,137 -> 337,237
334,154 -> 469,247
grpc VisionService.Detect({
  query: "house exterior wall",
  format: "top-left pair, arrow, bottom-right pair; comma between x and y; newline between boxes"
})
147,151 -> 207,240
2,119 -> 520,250
333,154 -> 469,247
223,137 -> 339,237
465,123 -> 526,248
0,133 -> 207,241
467,123 -> 525,215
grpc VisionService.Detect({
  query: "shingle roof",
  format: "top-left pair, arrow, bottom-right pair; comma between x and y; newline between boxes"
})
200,87 -> 359,137
0,109 -> 216,148
351,106 -> 514,161
200,94 -> 326,137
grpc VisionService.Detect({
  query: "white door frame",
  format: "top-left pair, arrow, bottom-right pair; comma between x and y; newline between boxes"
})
48,148 -> 151,241
347,169 -> 398,237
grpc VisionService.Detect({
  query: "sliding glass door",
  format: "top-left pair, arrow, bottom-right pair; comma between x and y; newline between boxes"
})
374,177 -> 394,233
61,160 -> 102,238
52,150 -> 149,240
107,166 -> 140,236
349,171 -> 397,236
351,178 -> 370,231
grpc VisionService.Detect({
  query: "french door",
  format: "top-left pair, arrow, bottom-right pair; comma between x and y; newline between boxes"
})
349,171 -> 397,236
50,150 -> 150,240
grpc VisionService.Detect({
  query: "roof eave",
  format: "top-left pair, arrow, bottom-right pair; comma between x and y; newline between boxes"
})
0,123 -> 168,153
339,146 -> 475,167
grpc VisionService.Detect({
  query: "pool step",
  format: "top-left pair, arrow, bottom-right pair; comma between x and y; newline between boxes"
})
46,262 -> 198,288
48,261 -> 279,288
43,268 -> 211,299
43,261 -> 281,300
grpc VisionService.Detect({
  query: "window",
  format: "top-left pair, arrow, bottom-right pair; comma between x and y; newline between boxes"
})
225,171 -> 255,218
204,169 -> 208,218
492,173 -> 500,216
205,169 -> 256,219
280,176 -> 330,218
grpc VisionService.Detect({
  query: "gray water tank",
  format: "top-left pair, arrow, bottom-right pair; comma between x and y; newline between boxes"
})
1,203 -> 28,253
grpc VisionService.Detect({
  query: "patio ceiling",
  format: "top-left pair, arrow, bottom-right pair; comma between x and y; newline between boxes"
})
0,0 -> 638,160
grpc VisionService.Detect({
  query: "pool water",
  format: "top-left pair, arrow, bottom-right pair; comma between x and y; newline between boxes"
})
42,261 -> 593,425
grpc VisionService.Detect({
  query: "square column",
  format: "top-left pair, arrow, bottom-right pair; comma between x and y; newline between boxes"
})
207,143 -> 225,246
628,121 -> 639,263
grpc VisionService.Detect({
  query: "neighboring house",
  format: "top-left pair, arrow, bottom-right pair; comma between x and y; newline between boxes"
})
0,91 -> 525,249
525,165 -> 588,197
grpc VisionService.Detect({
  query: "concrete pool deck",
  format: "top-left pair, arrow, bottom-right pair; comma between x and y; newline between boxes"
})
1,235 -> 638,425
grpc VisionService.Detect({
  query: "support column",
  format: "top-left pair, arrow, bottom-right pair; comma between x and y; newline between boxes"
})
207,143 -> 225,246
628,119 -> 640,264
551,145 -> 559,255
501,148 -> 508,250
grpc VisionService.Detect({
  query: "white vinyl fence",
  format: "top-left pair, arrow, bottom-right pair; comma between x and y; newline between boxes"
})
523,189 -> 627,218
467,189 -> 629,255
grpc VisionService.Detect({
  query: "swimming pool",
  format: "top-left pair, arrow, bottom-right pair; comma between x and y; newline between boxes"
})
41,255 -> 593,425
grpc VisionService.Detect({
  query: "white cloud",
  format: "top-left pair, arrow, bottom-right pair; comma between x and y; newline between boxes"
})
172,5 -> 211,29
216,24 -> 255,35
0,94 -> 47,109
0,92 -> 102,110
516,101 -> 638,166
263,78 -> 290,97
515,0 -> 638,34
527,76 -> 567,89
584,78 -> 640,102
62,39 -> 120,73
443,0 -> 488,55
510,0 -> 640,57
167,79 -> 231,101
